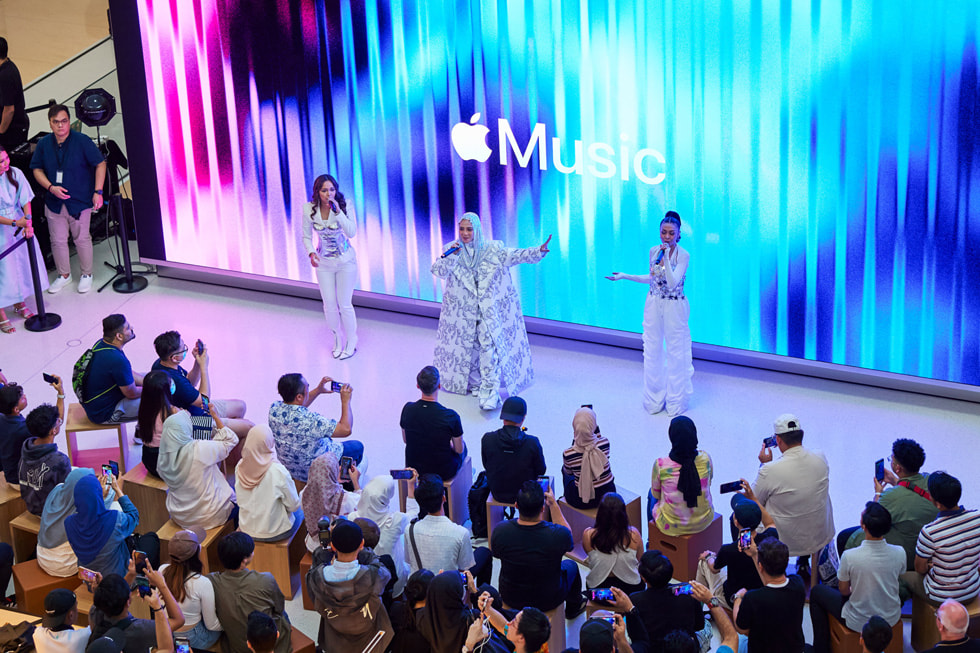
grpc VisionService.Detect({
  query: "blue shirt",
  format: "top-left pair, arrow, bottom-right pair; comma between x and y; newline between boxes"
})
267,401 -> 340,482
29,130 -> 104,215
0,414 -> 29,484
82,496 -> 139,578
82,340 -> 134,424
149,361 -> 206,417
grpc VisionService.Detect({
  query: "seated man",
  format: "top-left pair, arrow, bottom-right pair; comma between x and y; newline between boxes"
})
400,365 -> 466,480
809,502 -> 905,653
733,537 -> 806,653
19,401 -> 70,515
903,472 -> 980,603
924,599 -> 980,652
468,592 -> 551,653
210,532 -> 291,653
404,473 -> 491,586
88,571 -> 184,653
150,330 -> 252,440
268,372 -> 363,483
80,315 -> 143,424
0,373 -> 61,488
246,611 -> 278,653
34,588 -> 90,653
306,519 -> 394,652
491,479 -> 584,617
481,397 -> 545,504
690,580 -> 740,653
630,551 -> 706,650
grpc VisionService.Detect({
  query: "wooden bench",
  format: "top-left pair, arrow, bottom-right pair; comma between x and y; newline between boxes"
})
647,512 -> 723,582
64,403 -> 134,473
503,602 -> 565,652
250,522 -> 307,599
299,552 -> 315,610
829,613 -> 903,653
11,560 -> 82,615
558,487 -> 643,564
397,456 -> 473,526
0,484 -> 26,549
9,511 -> 40,563
291,626 -> 315,653
486,496 -> 514,548
157,519 -> 235,574
121,463 -> 169,532
911,593 -> 980,651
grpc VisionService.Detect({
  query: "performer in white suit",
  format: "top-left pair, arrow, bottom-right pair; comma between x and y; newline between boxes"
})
431,212 -> 551,410
607,211 -> 693,416
302,174 -> 358,359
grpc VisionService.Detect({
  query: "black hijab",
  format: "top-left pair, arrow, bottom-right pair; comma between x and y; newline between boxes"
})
416,571 -> 476,653
668,416 -> 702,508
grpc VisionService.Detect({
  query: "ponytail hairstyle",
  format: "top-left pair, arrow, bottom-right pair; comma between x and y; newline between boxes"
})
161,553 -> 204,603
662,210 -> 681,242
136,371 -> 173,445
0,146 -> 19,194
310,174 -> 347,217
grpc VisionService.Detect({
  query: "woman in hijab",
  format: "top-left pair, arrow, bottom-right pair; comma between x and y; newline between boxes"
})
416,570 -> 483,653
430,212 -> 552,410
65,473 -> 159,578
649,416 -> 714,535
158,404 -> 238,531
235,424 -> 302,541
38,468 -> 115,577
302,451 -> 361,552
349,474 -> 415,597
389,569 -> 434,653
562,406 -> 616,509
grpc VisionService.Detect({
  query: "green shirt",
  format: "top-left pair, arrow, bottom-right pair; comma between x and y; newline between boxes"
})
846,473 -> 937,569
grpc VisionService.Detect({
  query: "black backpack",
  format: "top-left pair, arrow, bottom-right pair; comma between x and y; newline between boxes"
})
467,471 -> 490,538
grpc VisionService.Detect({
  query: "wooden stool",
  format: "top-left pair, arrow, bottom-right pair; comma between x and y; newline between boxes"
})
11,560 -> 83,615
504,602 -> 565,652
911,593 -> 980,651
121,463 -> 169,532
291,627 -> 315,653
486,496 -> 514,548
647,512 -> 723,582
250,523 -> 307,599
299,552 -> 314,610
397,456 -> 473,526
157,519 -> 235,574
558,487 -> 643,564
9,511 -> 40,562
829,613 -> 903,653
0,483 -> 26,548
64,403 -> 134,473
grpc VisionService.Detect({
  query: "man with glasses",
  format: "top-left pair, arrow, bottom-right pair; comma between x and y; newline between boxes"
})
18,376 -> 69,514
151,330 -> 253,441
29,103 -> 106,294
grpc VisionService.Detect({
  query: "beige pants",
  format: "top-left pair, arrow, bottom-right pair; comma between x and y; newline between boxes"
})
46,204 -> 93,276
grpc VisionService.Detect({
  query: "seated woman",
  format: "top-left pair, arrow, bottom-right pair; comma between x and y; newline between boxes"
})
38,468 -> 115,577
388,569 -> 434,653
65,473 -> 159,578
416,570 -> 486,653
235,424 -> 302,541
583,492 -> 644,593
650,416 -> 714,535
302,451 -> 362,552
349,473 -> 416,597
161,529 -> 223,650
562,406 -> 615,509
135,371 -> 174,477
158,405 -> 239,530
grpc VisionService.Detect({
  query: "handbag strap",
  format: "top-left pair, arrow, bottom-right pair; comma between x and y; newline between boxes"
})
898,479 -> 932,502
408,520 -> 423,570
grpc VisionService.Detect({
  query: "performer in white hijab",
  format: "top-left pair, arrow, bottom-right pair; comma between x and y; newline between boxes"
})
430,212 -> 552,410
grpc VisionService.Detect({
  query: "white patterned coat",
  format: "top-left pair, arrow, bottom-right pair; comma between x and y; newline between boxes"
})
431,241 -> 544,407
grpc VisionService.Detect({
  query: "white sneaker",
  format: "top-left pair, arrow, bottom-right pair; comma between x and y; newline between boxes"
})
48,275 -> 72,294
77,275 -> 93,293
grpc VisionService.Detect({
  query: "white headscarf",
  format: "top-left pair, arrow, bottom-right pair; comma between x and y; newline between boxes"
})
157,411 -> 196,485
354,475 -> 398,530
457,212 -> 488,270
569,407 -> 608,503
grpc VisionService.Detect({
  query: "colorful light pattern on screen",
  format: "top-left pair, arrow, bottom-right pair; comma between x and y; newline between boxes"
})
134,0 -> 980,385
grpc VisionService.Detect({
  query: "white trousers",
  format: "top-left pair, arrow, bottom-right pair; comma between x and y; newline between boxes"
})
642,293 -> 694,415
314,253 -> 358,346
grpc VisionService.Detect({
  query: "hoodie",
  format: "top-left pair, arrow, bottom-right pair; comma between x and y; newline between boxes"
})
481,424 -> 546,504
18,437 -> 71,515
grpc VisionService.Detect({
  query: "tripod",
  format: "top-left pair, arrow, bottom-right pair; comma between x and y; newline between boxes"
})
95,132 -> 149,293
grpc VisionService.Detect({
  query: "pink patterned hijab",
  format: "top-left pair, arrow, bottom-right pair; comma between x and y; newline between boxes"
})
302,452 -> 346,537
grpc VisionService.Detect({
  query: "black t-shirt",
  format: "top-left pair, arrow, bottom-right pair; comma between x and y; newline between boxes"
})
88,611 -> 157,653
0,414 -> 29,484
714,526 -> 779,604
491,520 -> 572,611
924,637 -> 980,652
735,574 -> 806,653
481,427 -> 546,504
0,60 -> 28,132
400,400 -> 464,479
629,586 -> 704,649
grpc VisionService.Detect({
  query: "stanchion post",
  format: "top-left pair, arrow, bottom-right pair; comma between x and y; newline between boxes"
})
23,230 -> 61,332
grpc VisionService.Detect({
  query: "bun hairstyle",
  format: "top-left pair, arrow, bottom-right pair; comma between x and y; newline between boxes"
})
662,210 -> 682,242
310,174 -> 348,217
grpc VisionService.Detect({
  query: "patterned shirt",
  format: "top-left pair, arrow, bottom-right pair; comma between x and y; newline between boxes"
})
267,401 -> 341,483
650,451 -> 714,535
916,508 -> 980,601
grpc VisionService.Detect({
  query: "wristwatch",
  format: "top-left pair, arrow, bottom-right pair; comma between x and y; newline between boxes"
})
709,598 -> 721,608
95,189 -> 103,195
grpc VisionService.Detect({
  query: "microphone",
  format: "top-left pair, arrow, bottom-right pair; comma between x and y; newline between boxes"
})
13,227 -> 23,237
655,245 -> 667,264
441,244 -> 462,258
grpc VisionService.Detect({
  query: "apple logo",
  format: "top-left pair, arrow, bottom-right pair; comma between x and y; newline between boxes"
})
451,113 -> 492,162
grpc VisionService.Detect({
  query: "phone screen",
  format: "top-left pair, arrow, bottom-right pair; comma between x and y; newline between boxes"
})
719,480 -> 742,494
135,574 -> 151,597
875,458 -> 885,482
102,464 -> 113,478
43,373 -> 57,384
330,380 -> 343,393
133,550 -> 148,573
390,469 -> 414,480
670,583 -> 694,596
79,567 -> 98,583
109,461 -> 120,478
537,475 -> 552,495
196,339 -> 204,355
201,394 -> 210,411
763,435 -> 778,449
739,529 -> 753,550
591,588 -> 614,602
339,456 -> 353,480
176,640 -> 191,653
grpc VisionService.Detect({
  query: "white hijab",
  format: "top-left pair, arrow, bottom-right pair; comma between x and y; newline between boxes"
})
157,411 -> 197,484
354,475 -> 398,530
457,212 -> 489,270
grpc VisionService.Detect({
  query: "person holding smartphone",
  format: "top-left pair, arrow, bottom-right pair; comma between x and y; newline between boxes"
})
38,468 -> 116,578
301,452 -> 362,552
18,377 -> 69,515
0,144 -> 46,334
0,372 -> 61,488
629,551 -> 707,650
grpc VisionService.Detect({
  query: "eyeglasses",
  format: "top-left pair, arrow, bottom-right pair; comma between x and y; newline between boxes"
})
50,118 -> 70,125
172,347 -> 188,357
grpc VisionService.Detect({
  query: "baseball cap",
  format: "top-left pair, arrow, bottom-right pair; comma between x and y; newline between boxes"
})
169,528 -> 205,562
773,413 -> 802,435
730,493 -> 762,531
42,588 -> 76,628
499,396 -> 527,422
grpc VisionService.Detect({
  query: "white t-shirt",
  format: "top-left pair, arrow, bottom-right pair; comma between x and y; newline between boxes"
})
158,564 -> 222,631
34,626 -> 91,653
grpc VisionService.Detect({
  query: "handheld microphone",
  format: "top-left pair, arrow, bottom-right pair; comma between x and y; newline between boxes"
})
655,245 -> 667,264
13,227 -> 23,237
441,244 -> 462,258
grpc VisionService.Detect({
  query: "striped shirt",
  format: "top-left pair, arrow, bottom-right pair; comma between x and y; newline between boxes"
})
562,437 -> 614,488
916,508 -> 980,601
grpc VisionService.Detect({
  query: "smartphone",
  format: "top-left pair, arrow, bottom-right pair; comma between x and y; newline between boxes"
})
719,480 -> 743,494
101,464 -> 114,480
135,574 -> 151,597
670,583 -> 694,596
537,475 -> 553,495
78,567 -> 98,583
590,588 -> 615,602
109,461 -> 119,478
201,394 -> 210,412
133,550 -> 148,573
339,456 -> 353,481
459,571 -> 468,584
330,380 -> 344,393
875,458 -> 885,482
599,616 -> 617,625
195,339 -> 204,355
390,469 -> 414,480
763,435 -> 778,449
738,529 -> 753,550
43,372 -> 57,384
175,639 -> 191,653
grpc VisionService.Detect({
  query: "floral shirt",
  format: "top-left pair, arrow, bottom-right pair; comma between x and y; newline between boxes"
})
267,401 -> 341,482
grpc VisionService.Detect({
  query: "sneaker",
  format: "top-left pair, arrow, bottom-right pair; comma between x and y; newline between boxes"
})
78,274 -> 94,293
48,275 -> 72,294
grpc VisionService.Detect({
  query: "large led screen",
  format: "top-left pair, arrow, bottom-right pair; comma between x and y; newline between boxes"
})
123,0 -> 980,385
